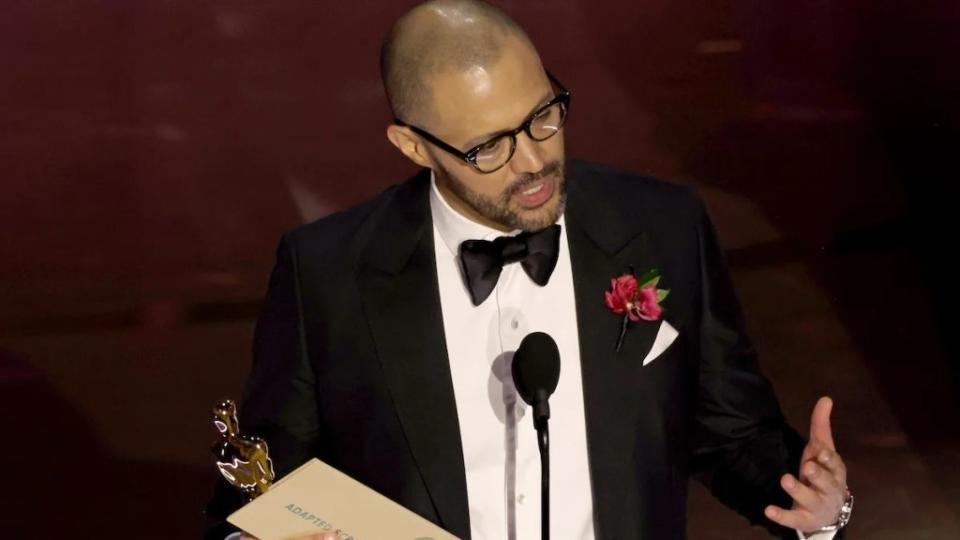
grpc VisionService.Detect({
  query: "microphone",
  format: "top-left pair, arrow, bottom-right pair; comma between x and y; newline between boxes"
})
512,332 -> 560,540
512,332 -> 561,428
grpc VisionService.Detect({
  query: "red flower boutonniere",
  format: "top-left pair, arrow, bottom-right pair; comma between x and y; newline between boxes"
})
604,268 -> 670,352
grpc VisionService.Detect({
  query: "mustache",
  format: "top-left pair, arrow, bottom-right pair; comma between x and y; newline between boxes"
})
504,160 -> 563,197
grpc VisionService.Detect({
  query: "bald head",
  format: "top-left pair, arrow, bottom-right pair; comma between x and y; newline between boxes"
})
380,0 -> 538,127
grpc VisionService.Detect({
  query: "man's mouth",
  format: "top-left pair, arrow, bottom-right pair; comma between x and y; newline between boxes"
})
513,175 -> 555,209
522,183 -> 546,196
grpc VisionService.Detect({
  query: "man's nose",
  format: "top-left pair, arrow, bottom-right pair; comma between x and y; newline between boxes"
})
508,132 -> 545,175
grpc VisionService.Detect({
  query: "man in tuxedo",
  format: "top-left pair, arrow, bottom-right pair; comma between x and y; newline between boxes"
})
205,1 -> 851,538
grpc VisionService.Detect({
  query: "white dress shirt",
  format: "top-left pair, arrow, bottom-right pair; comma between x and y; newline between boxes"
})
429,174 -> 596,540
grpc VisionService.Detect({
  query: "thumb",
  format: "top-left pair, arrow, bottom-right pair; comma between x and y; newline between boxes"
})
809,396 -> 835,450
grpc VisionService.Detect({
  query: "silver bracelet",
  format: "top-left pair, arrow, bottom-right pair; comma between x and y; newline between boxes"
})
817,489 -> 854,532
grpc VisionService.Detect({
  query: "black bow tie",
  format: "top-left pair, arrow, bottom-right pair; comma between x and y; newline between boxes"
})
458,224 -> 562,306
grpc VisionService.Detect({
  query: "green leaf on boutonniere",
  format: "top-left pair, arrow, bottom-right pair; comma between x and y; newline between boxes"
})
656,288 -> 670,302
637,268 -> 660,288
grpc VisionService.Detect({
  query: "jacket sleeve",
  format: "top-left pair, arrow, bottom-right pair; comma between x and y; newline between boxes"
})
687,195 -> 806,539
203,232 -> 323,539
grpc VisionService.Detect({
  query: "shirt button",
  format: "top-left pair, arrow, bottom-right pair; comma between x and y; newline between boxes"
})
517,494 -> 525,504
510,319 -> 519,329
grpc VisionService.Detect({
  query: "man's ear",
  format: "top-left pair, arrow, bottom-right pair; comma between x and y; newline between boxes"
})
386,125 -> 433,168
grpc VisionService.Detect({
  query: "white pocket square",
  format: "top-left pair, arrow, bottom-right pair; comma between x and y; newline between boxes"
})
642,320 -> 679,366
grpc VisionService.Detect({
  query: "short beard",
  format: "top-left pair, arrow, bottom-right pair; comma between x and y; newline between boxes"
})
435,159 -> 567,232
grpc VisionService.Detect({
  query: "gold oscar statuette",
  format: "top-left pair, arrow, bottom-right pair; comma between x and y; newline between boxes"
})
212,399 -> 276,500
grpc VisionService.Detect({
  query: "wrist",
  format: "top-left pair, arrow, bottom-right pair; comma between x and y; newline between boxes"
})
809,488 -> 853,534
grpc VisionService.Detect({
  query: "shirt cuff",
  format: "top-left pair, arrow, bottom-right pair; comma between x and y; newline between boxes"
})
797,528 -> 838,540
225,533 -> 244,540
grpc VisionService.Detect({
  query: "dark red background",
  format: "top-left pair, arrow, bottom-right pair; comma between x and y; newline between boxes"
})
2,1 -> 958,537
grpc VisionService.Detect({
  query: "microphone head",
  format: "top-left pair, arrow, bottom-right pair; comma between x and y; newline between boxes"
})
511,332 -> 561,406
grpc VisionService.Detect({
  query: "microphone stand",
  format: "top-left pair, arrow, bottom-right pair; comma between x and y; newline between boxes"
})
534,389 -> 550,540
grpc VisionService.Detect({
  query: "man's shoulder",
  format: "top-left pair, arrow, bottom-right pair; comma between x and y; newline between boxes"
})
279,168 -> 430,263
567,158 -> 704,226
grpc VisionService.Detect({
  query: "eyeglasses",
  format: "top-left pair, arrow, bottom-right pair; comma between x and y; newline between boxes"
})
394,72 -> 571,174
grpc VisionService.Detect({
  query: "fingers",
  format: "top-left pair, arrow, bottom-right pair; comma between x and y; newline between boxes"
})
800,459 -> 844,496
773,398 -> 848,532
252,531 -> 339,540
772,453 -> 849,531
764,504 -> 818,532
780,473 -> 820,509
812,448 -> 847,484
286,533 -> 339,540
809,396 -> 835,450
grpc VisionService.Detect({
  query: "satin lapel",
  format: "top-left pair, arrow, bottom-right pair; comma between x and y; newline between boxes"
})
357,171 -> 471,539
566,168 -> 666,539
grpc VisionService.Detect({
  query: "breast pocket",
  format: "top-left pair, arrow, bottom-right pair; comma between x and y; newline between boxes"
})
642,320 -> 680,367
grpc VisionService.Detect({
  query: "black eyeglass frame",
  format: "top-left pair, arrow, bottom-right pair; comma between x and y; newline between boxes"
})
393,71 -> 571,174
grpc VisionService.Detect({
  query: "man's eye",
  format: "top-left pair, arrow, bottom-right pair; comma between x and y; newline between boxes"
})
479,139 -> 501,151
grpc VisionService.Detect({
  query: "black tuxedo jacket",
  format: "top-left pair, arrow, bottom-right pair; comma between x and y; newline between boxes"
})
205,159 -> 804,539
